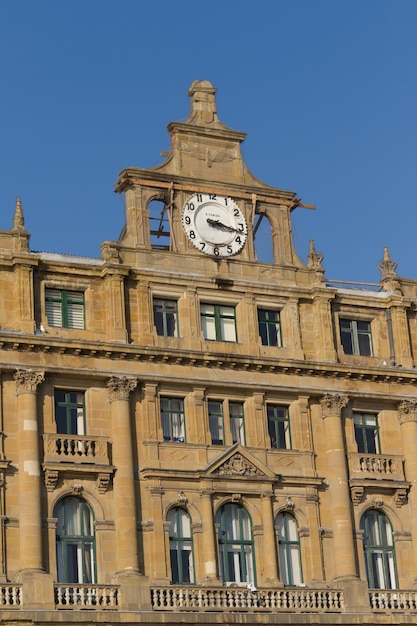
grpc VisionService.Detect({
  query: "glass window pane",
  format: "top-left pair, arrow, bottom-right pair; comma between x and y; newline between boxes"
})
201,315 -> 216,340
221,317 -> 236,342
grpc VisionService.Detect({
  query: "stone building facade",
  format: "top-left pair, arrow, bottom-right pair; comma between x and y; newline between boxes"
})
0,80 -> 417,625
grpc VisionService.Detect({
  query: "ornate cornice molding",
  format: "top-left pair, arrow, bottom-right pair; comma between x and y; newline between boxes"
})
107,376 -> 138,402
14,369 -> 45,395
398,400 -> 417,424
320,393 -> 349,417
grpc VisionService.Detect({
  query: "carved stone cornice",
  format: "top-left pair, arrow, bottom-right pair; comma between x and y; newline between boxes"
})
107,376 -> 138,402
14,369 -> 45,395
398,400 -> 417,424
320,393 -> 349,417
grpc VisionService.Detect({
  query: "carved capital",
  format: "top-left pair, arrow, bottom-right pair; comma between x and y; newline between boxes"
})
14,370 -> 45,395
320,393 -> 349,418
107,376 -> 137,402
398,400 -> 417,424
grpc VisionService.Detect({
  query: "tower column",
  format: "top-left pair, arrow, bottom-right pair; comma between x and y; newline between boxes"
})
260,492 -> 279,584
107,376 -> 139,573
14,369 -> 45,571
200,489 -> 219,583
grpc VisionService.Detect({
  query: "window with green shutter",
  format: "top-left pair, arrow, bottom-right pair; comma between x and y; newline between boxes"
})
45,289 -> 85,329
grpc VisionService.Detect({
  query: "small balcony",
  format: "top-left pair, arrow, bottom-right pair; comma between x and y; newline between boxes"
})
348,453 -> 405,482
151,586 -> 344,612
54,584 -> 119,609
370,590 -> 417,611
43,433 -> 111,466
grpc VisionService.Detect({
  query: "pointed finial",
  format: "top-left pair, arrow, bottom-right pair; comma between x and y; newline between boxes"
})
379,246 -> 401,294
188,80 -> 218,124
307,239 -> 325,283
13,197 -> 27,233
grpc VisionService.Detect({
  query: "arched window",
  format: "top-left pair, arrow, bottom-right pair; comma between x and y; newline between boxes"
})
55,497 -> 96,584
167,508 -> 195,584
216,503 -> 255,584
148,200 -> 171,250
361,510 -> 397,589
276,512 -> 303,586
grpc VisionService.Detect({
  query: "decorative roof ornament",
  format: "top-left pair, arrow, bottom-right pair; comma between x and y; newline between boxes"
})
188,80 -> 218,125
378,246 -> 402,294
13,198 -> 26,233
307,239 -> 325,282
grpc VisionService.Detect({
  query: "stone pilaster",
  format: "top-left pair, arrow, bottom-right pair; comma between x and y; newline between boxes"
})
12,259 -> 36,334
107,376 -> 140,574
313,296 -> 337,361
260,493 -> 279,585
390,306 -> 414,368
14,369 -> 44,571
398,399 -> 417,583
101,267 -> 128,342
200,489 -> 220,583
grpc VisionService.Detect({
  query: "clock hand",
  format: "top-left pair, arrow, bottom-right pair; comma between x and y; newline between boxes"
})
206,218 -> 237,233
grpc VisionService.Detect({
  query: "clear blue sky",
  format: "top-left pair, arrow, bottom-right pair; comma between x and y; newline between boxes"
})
1,1 -> 416,282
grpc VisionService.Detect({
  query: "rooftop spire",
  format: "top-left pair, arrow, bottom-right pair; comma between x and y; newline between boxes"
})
379,246 -> 401,294
13,197 -> 27,234
187,80 -> 218,125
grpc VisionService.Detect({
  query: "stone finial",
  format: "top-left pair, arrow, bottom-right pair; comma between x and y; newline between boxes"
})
307,239 -> 325,282
188,80 -> 218,125
12,198 -> 27,233
378,246 -> 401,294
100,241 -> 120,263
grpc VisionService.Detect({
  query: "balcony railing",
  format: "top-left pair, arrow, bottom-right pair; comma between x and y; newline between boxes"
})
54,584 -> 119,609
0,585 -> 22,607
348,453 -> 405,481
151,586 -> 344,612
370,590 -> 417,611
43,434 -> 110,465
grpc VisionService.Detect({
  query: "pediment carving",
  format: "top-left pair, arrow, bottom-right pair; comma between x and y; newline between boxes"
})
206,445 -> 276,481
213,453 -> 263,477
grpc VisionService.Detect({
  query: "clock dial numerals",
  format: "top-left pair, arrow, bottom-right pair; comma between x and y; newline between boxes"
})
182,193 -> 247,257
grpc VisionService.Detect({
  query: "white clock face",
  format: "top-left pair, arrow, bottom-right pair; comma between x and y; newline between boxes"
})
182,193 -> 247,257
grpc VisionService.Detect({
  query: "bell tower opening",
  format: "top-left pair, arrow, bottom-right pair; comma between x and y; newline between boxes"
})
253,213 -> 274,264
148,199 -> 171,250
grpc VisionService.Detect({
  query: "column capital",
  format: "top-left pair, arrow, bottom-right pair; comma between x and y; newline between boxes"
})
107,376 -> 138,402
14,370 -> 44,395
398,399 -> 417,424
320,393 -> 349,417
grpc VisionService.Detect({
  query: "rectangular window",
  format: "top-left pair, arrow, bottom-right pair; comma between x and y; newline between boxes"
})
154,298 -> 178,337
258,309 -> 282,347
201,303 -> 237,342
340,319 -> 373,356
354,413 -> 380,454
229,402 -> 245,445
160,397 -> 185,443
267,405 -> 291,449
208,400 -> 224,445
55,390 -> 85,435
46,289 -> 85,329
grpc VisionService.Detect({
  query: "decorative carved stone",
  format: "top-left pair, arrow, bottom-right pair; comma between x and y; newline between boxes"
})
44,470 -> 59,492
100,240 -> 120,263
379,246 -> 402,294
231,493 -> 242,503
398,400 -> 417,424
107,376 -> 138,402
14,369 -> 45,395
394,488 -> 408,507
213,453 -> 262,477
320,393 -> 349,417
372,497 -> 384,508
284,497 -> 295,512
351,486 -> 364,506
177,491 -> 187,506
96,473 -> 111,494
307,239 -> 325,283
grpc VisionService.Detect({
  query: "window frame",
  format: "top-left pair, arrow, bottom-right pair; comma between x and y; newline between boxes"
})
216,503 -> 256,585
276,512 -> 303,586
258,308 -> 282,347
208,399 -> 225,445
45,288 -> 85,330
200,303 -> 237,342
354,413 -> 380,454
55,496 -> 96,584
339,318 -> 373,356
167,507 -> 195,584
160,396 -> 186,443
229,401 -> 246,446
267,404 -> 291,449
54,390 -> 86,435
361,510 -> 398,590
153,297 -> 179,337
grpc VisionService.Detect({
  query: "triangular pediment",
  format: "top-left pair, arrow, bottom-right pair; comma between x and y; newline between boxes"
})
205,444 -> 277,480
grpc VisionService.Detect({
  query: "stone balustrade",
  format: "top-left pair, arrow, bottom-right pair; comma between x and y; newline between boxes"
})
43,434 -> 110,465
151,586 -> 344,612
370,590 -> 417,611
0,585 -> 22,607
54,585 -> 119,609
348,453 -> 405,481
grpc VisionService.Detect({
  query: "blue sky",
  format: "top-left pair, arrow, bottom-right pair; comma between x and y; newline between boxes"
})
1,1 -> 416,282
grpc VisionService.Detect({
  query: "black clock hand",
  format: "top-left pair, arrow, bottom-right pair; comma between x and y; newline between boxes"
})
206,218 -> 237,233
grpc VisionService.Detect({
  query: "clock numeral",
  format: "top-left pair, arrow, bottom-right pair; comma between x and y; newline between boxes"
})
233,208 -> 239,217
189,230 -> 196,239
199,242 -> 206,250
184,216 -> 191,225
209,194 -> 217,200
196,194 -> 202,202
187,202 -> 195,211
224,197 -> 228,206
213,247 -> 220,256
238,223 -> 244,231
227,245 -> 233,254
235,236 -> 242,244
